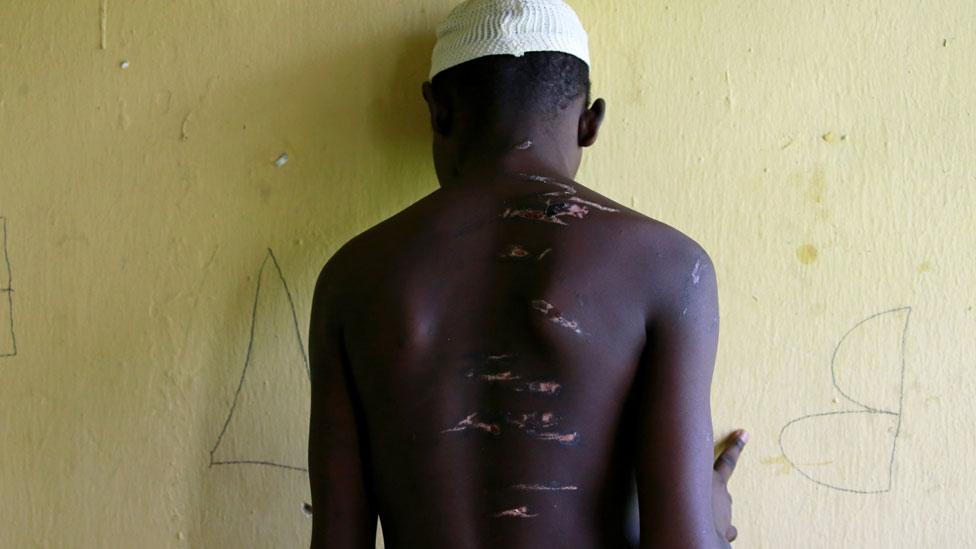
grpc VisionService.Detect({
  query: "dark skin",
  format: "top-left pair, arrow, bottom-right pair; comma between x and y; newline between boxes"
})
308,72 -> 747,548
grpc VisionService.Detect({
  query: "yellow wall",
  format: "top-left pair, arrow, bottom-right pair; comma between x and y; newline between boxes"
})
1,1 -> 973,547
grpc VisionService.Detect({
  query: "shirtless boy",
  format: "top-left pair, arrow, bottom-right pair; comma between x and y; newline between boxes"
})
308,1 -> 747,547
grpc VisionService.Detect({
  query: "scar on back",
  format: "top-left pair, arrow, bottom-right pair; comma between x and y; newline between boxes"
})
499,244 -> 553,261
505,174 -> 619,224
511,482 -> 579,492
464,366 -> 562,395
535,431 -> 581,445
493,506 -> 538,519
515,381 -> 563,396
506,411 -> 560,431
441,413 -> 501,435
465,354 -> 523,384
531,300 -> 583,335
501,203 -> 588,226
567,196 -> 619,212
505,412 -> 577,444
466,370 -> 521,382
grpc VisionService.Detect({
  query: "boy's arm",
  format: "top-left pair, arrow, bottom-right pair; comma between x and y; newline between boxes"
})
308,262 -> 377,549
712,430 -> 748,543
634,247 -> 730,549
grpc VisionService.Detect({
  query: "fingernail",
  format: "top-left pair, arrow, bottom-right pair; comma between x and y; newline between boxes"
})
738,430 -> 749,443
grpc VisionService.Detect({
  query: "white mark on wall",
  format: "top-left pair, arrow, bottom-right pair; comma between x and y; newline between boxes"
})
100,0 -> 108,50
724,68 -> 735,111
274,153 -> 289,167
119,59 -> 129,69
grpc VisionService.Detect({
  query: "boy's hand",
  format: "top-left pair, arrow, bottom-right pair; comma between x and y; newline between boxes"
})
713,430 -> 748,542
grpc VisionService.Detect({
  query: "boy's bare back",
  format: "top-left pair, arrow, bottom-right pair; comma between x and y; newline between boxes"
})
309,173 -> 722,548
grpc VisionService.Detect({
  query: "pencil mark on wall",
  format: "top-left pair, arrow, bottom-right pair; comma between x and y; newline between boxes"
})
210,248 -> 310,473
0,218 -> 16,358
778,307 -> 911,494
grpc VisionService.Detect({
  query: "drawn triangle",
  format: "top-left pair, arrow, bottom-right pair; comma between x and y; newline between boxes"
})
210,249 -> 310,472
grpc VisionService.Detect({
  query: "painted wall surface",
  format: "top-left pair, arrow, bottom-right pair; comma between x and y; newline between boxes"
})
0,1 -> 973,547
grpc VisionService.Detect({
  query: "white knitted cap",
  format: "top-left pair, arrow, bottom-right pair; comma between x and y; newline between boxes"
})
429,0 -> 590,80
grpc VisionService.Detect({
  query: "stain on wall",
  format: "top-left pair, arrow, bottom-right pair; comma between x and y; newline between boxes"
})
0,1 -> 973,548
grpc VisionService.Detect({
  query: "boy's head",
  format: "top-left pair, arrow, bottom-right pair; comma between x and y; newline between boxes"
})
422,0 -> 605,180
430,51 -> 591,123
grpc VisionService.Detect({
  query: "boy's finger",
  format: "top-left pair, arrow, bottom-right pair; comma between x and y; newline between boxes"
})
714,430 -> 748,483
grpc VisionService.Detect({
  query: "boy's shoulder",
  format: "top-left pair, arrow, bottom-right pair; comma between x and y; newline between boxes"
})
582,190 -> 712,276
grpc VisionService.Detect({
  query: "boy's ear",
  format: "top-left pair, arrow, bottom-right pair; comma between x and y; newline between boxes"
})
422,82 -> 452,136
578,98 -> 606,148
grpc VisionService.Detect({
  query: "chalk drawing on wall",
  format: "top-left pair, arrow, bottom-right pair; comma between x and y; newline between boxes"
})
779,307 -> 911,494
0,217 -> 16,358
210,249 -> 310,473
